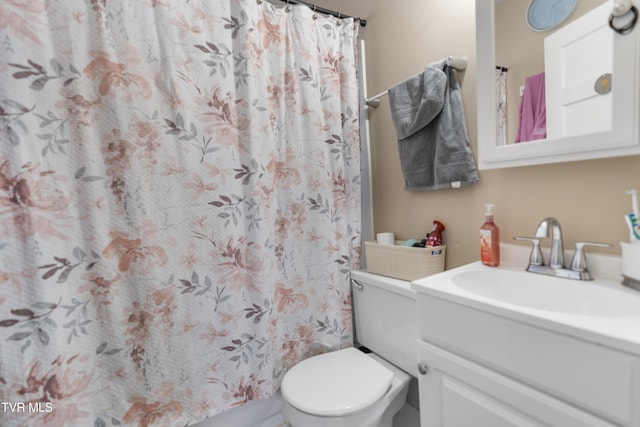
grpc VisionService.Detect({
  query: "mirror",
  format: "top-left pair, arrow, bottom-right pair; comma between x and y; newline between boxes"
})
476,0 -> 640,170
496,0 -> 604,145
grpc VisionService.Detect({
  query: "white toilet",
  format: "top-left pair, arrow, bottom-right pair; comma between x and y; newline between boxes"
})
281,270 -> 418,427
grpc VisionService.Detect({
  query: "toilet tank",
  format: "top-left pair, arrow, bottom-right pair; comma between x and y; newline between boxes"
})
350,270 -> 417,377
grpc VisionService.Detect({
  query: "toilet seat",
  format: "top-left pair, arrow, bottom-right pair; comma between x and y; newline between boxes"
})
280,347 -> 394,417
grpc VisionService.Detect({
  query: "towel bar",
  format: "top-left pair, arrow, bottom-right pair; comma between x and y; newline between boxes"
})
365,56 -> 467,108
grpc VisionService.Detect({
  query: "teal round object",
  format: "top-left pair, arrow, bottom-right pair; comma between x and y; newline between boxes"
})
526,0 -> 577,31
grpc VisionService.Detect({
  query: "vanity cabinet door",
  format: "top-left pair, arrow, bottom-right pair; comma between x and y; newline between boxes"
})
418,340 -> 618,427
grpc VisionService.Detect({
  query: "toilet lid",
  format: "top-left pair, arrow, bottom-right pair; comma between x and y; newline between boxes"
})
281,347 -> 394,416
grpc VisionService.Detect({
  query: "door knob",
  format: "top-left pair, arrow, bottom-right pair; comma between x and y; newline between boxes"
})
417,363 -> 429,375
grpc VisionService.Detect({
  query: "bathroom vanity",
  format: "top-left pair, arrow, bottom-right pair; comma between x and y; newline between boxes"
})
412,245 -> 640,427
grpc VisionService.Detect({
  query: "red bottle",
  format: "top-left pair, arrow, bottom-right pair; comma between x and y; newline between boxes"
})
425,220 -> 445,247
480,204 -> 500,267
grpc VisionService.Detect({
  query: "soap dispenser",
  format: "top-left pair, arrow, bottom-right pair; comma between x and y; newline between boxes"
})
480,203 -> 500,267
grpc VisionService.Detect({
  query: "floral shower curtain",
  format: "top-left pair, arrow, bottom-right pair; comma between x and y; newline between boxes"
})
0,1 -> 361,426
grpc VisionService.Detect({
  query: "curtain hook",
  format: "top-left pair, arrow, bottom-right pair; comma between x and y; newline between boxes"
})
312,4 -> 318,20
336,12 -> 342,26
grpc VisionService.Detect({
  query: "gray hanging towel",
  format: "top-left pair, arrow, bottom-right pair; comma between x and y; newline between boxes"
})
388,60 -> 480,191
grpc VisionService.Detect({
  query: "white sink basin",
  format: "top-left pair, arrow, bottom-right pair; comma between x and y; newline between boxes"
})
411,245 -> 640,355
451,269 -> 640,316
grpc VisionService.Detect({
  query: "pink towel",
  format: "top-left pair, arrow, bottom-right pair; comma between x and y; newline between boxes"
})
515,72 -> 546,143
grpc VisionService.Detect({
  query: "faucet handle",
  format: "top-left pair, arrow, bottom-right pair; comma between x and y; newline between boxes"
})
513,236 -> 544,266
570,242 -> 613,272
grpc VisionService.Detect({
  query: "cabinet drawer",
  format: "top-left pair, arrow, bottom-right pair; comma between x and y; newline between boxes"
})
419,340 -> 619,427
418,294 -> 640,426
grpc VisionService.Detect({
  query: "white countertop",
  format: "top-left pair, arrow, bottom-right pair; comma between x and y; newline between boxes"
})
411,244 -> 640,356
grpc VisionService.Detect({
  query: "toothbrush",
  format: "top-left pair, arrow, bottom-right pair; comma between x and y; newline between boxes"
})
627,189 -> 639,219
624,189 -> 640,243
625,214 -> 640,242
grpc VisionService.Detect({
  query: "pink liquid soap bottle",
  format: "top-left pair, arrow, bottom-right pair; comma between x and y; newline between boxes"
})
480,203 -> 500,267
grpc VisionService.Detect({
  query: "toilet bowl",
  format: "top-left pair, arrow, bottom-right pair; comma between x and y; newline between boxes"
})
281,347 -> 410,427
280,270 -> 418,427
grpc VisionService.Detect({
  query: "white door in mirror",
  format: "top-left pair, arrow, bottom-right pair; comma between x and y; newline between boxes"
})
545,2 -> 614,139
526,0 -> 579,31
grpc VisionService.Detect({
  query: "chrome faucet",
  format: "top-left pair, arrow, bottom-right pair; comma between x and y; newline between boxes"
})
534,217 -> 565,269
514,217 -> 612,281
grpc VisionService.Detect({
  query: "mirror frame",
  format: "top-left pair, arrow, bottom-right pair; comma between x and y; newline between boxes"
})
476,0 -> 640,170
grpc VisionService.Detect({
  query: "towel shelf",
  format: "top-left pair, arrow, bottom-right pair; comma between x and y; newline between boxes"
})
365,56 -> 468,108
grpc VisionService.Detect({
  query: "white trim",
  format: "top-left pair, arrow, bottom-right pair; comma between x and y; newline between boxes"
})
191,394 -> 285,427
359,38 -> 375,264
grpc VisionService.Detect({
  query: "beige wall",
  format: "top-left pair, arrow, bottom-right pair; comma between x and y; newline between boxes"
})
314,0 -> 640,269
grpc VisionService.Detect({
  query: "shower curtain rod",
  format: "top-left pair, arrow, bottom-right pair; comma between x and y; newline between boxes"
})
274,0 -> 367,27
